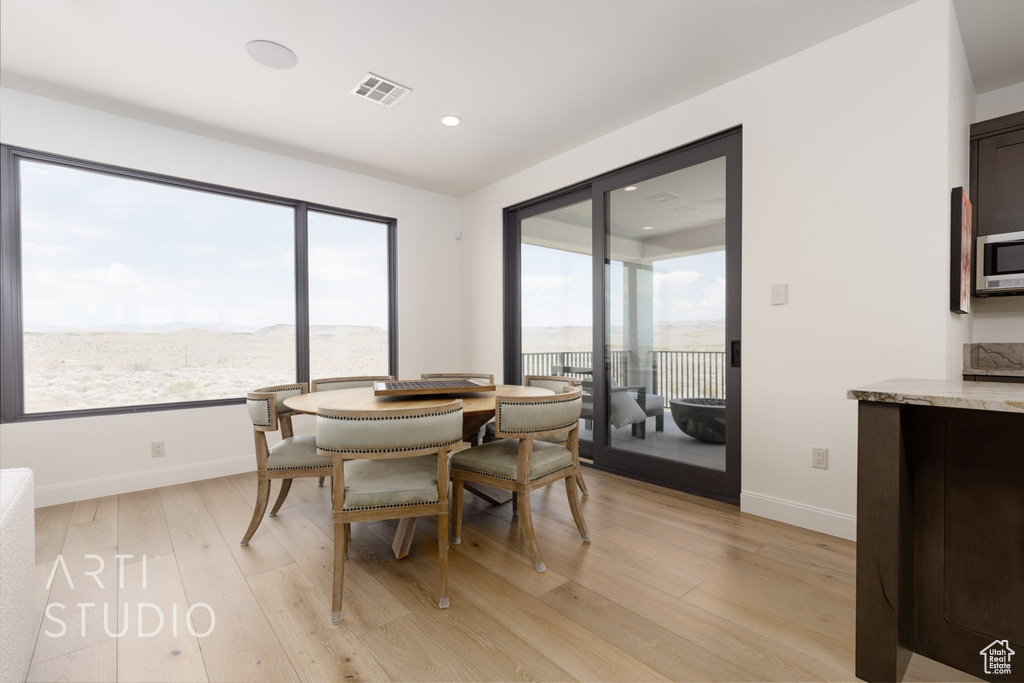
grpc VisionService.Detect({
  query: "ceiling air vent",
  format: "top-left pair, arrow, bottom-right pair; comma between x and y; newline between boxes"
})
649,191 -> 681,203
351,73 -> 412,108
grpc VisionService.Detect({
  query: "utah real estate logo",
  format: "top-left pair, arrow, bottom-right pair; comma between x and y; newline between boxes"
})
980,640 -> 1015,676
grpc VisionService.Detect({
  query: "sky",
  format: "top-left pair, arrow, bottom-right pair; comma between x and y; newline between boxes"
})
19,160 -> 389,331
521,243 -> 725,328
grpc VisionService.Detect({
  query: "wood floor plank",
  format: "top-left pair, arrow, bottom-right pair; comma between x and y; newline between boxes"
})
117,489 -> 173,564
31,516 -> 118,664
192,476 -> 294,577
446,548 -> 671,681
259,502 -> 410,635
159,483 -> 299,683
34,503 -> 74,565
597,521 -> 856,609
27,638 -> 117,683
464,501 -> 704,598
116,553 -> 209,682
540,580 -> 756,681
247,563 -> 391,682
683,580 -> 855,673
26,467 -> 984,683
470,506 -> 849,680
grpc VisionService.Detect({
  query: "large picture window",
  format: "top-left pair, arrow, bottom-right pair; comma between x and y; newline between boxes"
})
0,145 -> 397,420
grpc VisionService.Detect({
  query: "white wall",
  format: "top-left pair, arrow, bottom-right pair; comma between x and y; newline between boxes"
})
459,0 -> 968,540
945,0 -> 976,375
975,80 -> 1024,122
970,80 -> 1024,342
0,88 -> 462,506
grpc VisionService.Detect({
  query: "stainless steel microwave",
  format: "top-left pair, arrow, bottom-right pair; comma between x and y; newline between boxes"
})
976,230 -> 1024,295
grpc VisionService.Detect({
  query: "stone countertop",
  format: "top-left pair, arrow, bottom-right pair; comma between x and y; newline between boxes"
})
848,378 -> 1024,414
963,343 -> 1024,378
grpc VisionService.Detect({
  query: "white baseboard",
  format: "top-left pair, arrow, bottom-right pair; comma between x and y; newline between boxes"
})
33,456 -> 254,508
740,490 -> 856,541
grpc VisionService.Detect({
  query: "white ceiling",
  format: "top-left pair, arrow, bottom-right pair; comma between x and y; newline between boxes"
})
1,0 -> 1021,197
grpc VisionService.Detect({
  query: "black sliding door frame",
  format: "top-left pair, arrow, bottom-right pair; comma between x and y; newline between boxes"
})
592,129 -> 742,502
504,127 -> 742,503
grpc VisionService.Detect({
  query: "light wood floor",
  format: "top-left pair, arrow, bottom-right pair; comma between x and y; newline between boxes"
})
27,467 -> 978,682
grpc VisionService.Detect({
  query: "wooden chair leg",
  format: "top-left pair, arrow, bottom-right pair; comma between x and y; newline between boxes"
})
565,475 -> 591,542
240,477 -> 271,545
344,523 -> 350,559
656,414 -> 664,432
517,491 -> 545,572
575,466 -> 589,496
511,493 -> 519,518
332,516 -> 347,623
269,478 -> 292,517
451,480 -> 464,544
438,510 -> 450,609
318,476 -> 326,487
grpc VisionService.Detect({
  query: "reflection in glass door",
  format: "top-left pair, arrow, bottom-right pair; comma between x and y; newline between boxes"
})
517,193 -> 593,449
595,133 -> 740,501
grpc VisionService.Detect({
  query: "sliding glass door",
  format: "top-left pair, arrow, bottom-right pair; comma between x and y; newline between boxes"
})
506,129 -> 741,501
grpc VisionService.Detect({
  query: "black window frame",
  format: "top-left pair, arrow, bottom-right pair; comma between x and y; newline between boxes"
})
0,144 -> 398,422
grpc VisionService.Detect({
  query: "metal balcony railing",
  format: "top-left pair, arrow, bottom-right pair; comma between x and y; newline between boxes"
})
522,350 -> 726,404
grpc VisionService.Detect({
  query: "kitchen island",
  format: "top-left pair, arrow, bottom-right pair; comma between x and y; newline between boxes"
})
849,379 -> 1023,682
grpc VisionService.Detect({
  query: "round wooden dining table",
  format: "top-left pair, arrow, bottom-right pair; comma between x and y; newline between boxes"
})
283,383 -> 553,559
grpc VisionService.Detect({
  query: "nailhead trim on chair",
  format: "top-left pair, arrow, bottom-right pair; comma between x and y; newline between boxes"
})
248,397 -> 272,427
497,394 -> 581,435
343,498 -> 440,512
318,407 -> 463,422
317,406 -> 463,453
450,462 -> 574,483
267,462 -> 333,470
318,439 -> 461,455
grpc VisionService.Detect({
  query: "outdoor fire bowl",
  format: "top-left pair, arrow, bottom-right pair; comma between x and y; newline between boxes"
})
670,398 -> 726,443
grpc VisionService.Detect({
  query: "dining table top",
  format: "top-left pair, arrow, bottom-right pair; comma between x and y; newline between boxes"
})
283,383 -> 553,416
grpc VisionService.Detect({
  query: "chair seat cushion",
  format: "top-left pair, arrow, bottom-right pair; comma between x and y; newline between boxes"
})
343,456 -> 439,510
451,439 -> 573,482
268,434 -> 333,470
640,394 -> 665,416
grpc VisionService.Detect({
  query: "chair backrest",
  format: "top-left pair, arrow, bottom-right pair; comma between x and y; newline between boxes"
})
311,375 -> 393,392
421,372 -> 494,384
525,375 -> 581,394
316,400 -> 464,460
246,383 -> 307,432
494,387 -> 583,439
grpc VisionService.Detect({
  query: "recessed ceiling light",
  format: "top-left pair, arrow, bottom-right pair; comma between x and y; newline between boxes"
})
246,40 -> 297,69
624,186 -> 638,192
440,115 -> 462,127
642,226 -> 654,231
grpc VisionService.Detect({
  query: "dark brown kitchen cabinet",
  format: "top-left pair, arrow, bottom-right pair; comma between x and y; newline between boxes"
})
971,110 -> 1024,237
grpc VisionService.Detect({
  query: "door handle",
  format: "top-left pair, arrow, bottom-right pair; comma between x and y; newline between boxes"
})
730,340 -> 741,368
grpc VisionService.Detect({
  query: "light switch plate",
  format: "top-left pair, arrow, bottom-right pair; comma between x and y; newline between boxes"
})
770,282 -> 788,305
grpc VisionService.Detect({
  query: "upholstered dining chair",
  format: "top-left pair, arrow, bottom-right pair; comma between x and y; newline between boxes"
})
311,375 -> 394,393
484,375 -> 588,497
310,375 -> 394,486
316,400 -> 463,623
450,388 -> 589,572
420,372 -> 494,384
241,383 -> 333,546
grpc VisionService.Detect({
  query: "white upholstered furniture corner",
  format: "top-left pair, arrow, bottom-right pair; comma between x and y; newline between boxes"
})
1,468 -> 35,683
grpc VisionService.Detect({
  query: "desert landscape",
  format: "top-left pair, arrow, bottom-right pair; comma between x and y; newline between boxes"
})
22,324 -> 389,413
21,320 -> 724,413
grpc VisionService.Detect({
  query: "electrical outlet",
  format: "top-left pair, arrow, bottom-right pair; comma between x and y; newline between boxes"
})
151,441 -> 166,458
812,446 -> 828,469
